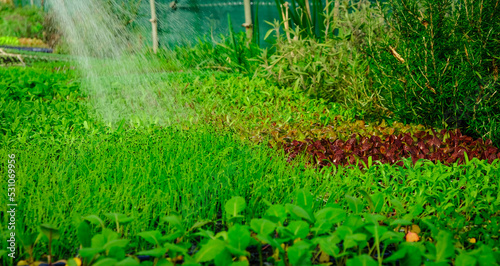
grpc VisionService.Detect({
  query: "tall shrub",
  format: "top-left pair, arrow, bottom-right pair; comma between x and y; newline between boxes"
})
369,0 -> 500,144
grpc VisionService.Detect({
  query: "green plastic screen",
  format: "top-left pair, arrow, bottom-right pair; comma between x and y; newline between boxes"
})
13,1 -> 372,48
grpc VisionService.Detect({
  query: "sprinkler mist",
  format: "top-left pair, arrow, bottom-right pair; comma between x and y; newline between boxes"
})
46,0 -> 195,128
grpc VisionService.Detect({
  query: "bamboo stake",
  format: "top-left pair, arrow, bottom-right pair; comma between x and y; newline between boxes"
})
325,0 -> 330,40
242,0 -> 253,42
305,0 -> 312,23
281,2 -> 291,43
149,0 -> 158,54
333,0 -> 340,23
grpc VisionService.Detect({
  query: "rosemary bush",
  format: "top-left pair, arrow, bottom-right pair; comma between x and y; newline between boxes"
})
369,0 -> 500,145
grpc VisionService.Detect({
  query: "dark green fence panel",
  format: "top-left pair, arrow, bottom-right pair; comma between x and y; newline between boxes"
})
13,0 -> 380,48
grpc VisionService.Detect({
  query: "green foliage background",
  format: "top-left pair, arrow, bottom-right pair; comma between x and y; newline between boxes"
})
0,4 -> 44,39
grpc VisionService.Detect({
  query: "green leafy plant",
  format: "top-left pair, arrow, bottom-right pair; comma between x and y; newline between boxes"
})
10,191 -> 500,265
175,14 -> 261,74
256,0 -> 389,117
0,36 -> 20,46
0,3 -> 44,39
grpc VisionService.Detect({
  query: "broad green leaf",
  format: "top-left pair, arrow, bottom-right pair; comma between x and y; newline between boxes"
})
108,246 -> 126,260
255,233 -> 284,253
162,231 -> 183,242
346,254 -> 377,266
116,257 -> 141,266
265,205 -> 287,224
77,221 -> 92,248
103,239 -> 130,250
91,234 -> 106,248
137,231 -> 163,245
40,224 -> 60,240
372,193 -> 385,213
195,239 -> 226,263
344,233 -> 367,249
477,245 -> 497,266
226,245 -> 250,257
423,262 -> 449,266
287,240 -> 313,265
314,207 -> 346,224
161,215 -> 184,232
390,199 -> 405,212
155,258 -> 174,266
318,236 -> 340,256
346,195 -> 364,214
164,242 -> 188,254
79,247 -> 105,259
286,204 -> 314,223
189,221 -> 211,232
384,246 -> 408,263
364,213 -> 385,225
228,224 -> 251,251
214,231 -> 228,241
343,215 -> 364,230
435,231 -> 454,262
105,213 -> 134,225
92,258 -> 118,266
225,196 -> 246,218
137,247 -> 167,258
398,243 -> 427,266
85,215 -> 105,228
410,204 -> 424,216
231,261 -> 249,266
295,189 -> 314,212
214,249 -> 233,266
250,219 -> 276,236
380,231 -> 404,244
103,228 -> 119,242
286,220 -> 310,239
390,219 -> 413,226
455,253 -> 477,266
311,219 -> 333,235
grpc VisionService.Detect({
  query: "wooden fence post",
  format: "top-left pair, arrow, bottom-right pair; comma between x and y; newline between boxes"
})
149,0 -> 158,54
242,0 -> 253,42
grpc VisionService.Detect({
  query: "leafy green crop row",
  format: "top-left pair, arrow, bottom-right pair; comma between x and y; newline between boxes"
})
4,185 -> 500,265
0,64 -> 89,145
